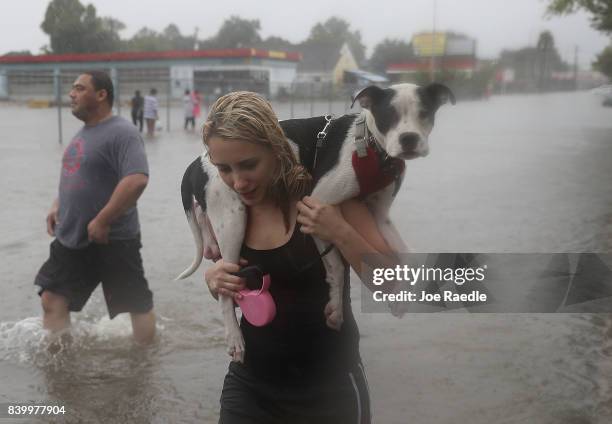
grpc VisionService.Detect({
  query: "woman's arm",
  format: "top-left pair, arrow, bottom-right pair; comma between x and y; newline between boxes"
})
296,196 -> 399,292
204,258 -> 248,301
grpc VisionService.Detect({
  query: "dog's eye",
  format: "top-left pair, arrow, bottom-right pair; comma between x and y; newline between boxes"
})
419,110 -> 430,120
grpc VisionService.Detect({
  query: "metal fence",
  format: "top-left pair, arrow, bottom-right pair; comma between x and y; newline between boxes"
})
2,70 -> 367,143
3,69 -> 362,118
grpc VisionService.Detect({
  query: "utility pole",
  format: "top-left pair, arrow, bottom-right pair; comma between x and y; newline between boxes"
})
573,45 -> 579,90
430,0 -> 437,82
53,68 -> 62,144
193,27 -> 199,50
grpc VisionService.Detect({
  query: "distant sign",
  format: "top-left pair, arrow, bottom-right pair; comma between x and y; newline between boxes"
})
495,68 -> 515,83
412,33 -> 447,57
446,38 -> 476,56
268,51 -> 288,59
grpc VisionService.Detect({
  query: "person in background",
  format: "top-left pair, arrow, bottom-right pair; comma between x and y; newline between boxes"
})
35,71 -> 156,345
143,88 -> 159,138
192,89 -> 202,124
184,89 -> 195,131
130,90 -> 144,133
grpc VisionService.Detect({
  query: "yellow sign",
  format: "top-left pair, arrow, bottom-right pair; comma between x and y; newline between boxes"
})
412,32 -> 446,57
268,51 -> 287,59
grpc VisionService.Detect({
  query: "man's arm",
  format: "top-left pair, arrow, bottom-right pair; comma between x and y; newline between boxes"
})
87,173 -> 148,243
46,198 -> 59,236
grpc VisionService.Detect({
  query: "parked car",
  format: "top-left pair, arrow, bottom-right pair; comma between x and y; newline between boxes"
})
591,84 -> 612,106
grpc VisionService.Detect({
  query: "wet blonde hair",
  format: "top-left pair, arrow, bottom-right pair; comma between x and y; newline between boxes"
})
202,91 -> 312,230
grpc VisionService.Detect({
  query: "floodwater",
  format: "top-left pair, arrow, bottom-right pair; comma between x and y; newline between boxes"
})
1,91 -> 612,423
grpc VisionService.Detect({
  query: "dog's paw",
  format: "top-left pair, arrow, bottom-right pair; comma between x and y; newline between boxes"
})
324,301 -> 344,331
225,329 -> 245,363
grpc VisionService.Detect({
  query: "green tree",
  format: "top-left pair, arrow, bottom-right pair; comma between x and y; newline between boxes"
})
369,38 -> 413,73
536,31 -> 568,71
546,0 -> 612,33
123,24 -> 195,51
2,50 -> 32,56
123,27 -> 169,51
593,46 -> 612,79
86,14 -> 125,52
41,0 -> 87,53
162,24 -> 196,50
304,17 -> 366,65
207,16 -> 262,49
260,36 -> 295,50
536,31 -> 557,89
41,0 -> 124,53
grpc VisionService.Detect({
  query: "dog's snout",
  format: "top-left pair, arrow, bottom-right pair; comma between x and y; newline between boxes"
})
399,132 -> 420,152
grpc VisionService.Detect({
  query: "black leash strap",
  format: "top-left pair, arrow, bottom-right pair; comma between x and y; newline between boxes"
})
293,243 -> 335,274
248,242 -> 334,281
298,114 -> 335,268
311,114 -> 333,171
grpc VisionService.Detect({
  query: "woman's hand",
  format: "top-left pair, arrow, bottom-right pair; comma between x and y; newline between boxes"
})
298,196 -> 397,278
204,258 -> 248,300
296,196 -> 347,242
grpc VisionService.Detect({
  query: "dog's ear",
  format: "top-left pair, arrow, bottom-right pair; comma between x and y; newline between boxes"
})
421,83 -> 456,111
351,85 -> 386,109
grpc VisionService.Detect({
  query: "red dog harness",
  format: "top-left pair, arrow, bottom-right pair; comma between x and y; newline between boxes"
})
352,147 -> 405,197
352,115 -> 405,198
312,114 -> 405,199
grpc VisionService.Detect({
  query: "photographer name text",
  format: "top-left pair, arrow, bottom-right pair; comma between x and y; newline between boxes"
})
373,290 -> 487,303
370,264 -> 489,304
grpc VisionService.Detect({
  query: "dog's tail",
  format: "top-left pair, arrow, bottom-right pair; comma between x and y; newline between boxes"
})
176,158 -> 207,280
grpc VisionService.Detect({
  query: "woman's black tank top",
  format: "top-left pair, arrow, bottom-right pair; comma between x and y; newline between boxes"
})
239,224 -> 361,383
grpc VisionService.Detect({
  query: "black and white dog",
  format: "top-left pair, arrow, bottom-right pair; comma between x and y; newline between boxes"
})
177,83 -> 455,361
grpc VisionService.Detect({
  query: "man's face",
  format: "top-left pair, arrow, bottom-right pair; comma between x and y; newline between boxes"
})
69,74 -> 103,121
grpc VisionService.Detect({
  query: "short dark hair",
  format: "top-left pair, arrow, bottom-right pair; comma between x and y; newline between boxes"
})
84,70 -> 114,107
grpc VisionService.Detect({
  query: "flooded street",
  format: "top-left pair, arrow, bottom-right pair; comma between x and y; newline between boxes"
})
1,90 -> 612,423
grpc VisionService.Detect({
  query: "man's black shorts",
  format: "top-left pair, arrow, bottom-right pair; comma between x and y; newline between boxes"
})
34,237 -> 153,319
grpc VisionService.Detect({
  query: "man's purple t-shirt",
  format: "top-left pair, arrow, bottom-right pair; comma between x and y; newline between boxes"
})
55,116 -> 149,249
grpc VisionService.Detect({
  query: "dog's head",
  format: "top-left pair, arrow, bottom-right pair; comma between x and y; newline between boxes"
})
352,83 -> 455,159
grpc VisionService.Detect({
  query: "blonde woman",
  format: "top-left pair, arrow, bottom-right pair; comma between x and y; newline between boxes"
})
202,92 -> 395,423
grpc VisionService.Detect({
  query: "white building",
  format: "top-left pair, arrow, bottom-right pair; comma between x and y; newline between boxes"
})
0,48 -> 302,101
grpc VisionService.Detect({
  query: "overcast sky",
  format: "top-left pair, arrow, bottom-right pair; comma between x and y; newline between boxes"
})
2,0 -> 610,68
